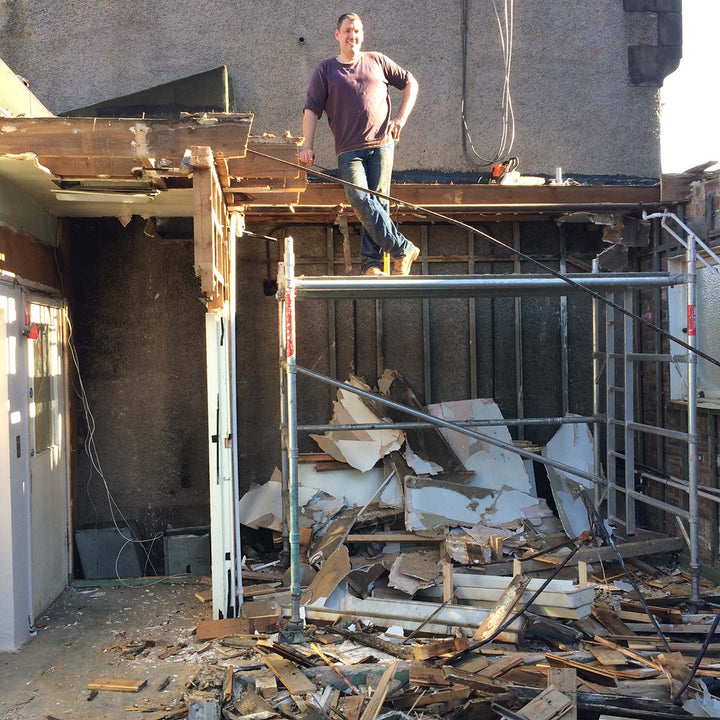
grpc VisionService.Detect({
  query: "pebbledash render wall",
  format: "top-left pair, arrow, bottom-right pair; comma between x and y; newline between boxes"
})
0,1 -> 678,176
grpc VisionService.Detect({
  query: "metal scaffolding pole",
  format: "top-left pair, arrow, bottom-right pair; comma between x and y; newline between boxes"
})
591,258 -> 603,508
291,273 -> 681,300
279,238 -> 304,640
686,226 -> 700,603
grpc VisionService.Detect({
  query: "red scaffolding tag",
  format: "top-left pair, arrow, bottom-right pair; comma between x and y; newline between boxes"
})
687,304 -> 696,336
285,288 -> 296,357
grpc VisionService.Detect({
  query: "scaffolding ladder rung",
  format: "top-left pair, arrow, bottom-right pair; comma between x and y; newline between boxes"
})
608,352 -> 689,363
609,418 -> 691,441
607,385 -> 624,393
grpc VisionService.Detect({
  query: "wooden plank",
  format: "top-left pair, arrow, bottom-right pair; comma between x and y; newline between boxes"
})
519,686 -> 572,720
576,538 -> 683,564
359,661 -> 398,720
195,617 -> 251,641
242,569 -> 284,582
228,141 -> 299,179
337,695 -> 364,720
346,533 -> 444,543
473,574 -> 531,642
586,645 -> 627,667
409,664 -> 453,687
195,590 -> 212,604
442,667 -> 504,694
413,637 -> 468,661
391,686 -> 471,709
254,675 -> 277,699
260,652 -> 316,695
479,655 -> 523,678
545,653 -> 618,688
549,668 -> 577,720
87,677 -> 147,692
0,115 -> 252,159
592,603 -> 636,637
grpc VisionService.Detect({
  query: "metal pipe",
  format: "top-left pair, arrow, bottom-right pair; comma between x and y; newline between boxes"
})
513,222 -> 524,440
292,273 -> 681,300
296,366 -> 605,486
612,485 -> 691,519
230,212 -> 243,611
686,222 -> 701,603
277,265 -> 290,561
609,353 -> 689,363
592,258 -> 602,508
298,415 -> 599,432
642,471 -> 720,505
282,237 -> 302,624
624,289 -> 636,536
559,227 -> 569,416
421,226 -> 432,404
607,419 -> 691,442
606,292 -> 617,524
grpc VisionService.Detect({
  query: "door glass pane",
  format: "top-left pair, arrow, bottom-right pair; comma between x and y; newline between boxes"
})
29,305 -> 59,454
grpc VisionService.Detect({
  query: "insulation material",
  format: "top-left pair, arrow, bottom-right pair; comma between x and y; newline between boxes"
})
404,476 -> 494,532
428,398 -> 534,495
311,378 -> 405,473
298,463 -> 403,509
543,420 -> 596,538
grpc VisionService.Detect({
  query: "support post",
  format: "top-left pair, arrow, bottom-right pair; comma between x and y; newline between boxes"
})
606,293 -> 617,524
592,258 -> 602,508
686,226 -> 700,603
280,237 -> 305,641
278,268 -> 290,562
624,289 -> 636,535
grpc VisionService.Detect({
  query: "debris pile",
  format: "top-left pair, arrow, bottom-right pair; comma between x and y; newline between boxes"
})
92,372 -> 720,719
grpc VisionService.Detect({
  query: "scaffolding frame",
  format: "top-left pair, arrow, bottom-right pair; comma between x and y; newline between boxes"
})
277,230 -> 701,630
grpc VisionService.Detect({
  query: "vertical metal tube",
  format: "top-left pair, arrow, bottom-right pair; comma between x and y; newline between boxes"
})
606,292 -> 617,524
624,289 -> 636,535
686,224 -> 700,602
513,222 -> 524,441
283,237 -> 302,624
560,227 -> 569,416
468,229 -> 477,399
421,225 -> 432,403
592,258 -> 602,508
278,264 -> 290,561
327,227 -> 337,401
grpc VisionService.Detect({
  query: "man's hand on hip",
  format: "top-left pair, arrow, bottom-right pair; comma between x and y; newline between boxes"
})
387,118 -> 405,142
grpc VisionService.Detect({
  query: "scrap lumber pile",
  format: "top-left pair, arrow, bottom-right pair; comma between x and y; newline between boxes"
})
106,372 -> 720,719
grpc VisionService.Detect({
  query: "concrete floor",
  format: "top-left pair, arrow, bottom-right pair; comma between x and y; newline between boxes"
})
0,581 -> 209,720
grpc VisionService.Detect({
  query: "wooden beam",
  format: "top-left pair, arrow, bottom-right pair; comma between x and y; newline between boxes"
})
0,114 -> 252,159
295,183 -> 661,208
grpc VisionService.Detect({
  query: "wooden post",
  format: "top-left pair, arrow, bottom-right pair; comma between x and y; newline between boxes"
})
577,561 -> 589,587
489,534 -> 504,562
442,541 -> 454,603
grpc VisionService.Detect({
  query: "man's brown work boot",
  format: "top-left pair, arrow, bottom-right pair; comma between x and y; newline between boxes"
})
363,266 -> 388,276
393,242 -> 420,275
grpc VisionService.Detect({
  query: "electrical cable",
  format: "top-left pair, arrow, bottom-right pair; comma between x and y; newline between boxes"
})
582,489 -> 672,653
443,533 -> 590,665
461,0 -> 516,166
53,245 -> 187,585
248,147 -> 720,370
671,603 -> 720,704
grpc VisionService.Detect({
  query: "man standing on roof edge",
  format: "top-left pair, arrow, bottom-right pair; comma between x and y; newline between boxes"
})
299,12 -> 420,276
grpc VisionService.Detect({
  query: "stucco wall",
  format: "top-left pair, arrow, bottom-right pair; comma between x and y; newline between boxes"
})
1,1 -> 664,176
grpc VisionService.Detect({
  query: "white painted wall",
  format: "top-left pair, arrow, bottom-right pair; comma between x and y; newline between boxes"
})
0,289 -> 33,651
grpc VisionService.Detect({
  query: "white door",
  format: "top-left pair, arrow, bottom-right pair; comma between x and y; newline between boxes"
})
28,301 -> 69,617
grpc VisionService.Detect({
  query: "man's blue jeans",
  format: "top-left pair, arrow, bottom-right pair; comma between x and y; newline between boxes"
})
337,143 -> 413,272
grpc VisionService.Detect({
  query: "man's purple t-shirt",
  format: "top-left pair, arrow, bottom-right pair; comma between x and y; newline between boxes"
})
304,51 -> 410,156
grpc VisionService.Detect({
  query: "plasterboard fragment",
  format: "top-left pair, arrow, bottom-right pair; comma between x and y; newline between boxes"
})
404,442 -> 443,475
404,476 -> 494,532
428,398 -> 534,495
543,420 -> 595,538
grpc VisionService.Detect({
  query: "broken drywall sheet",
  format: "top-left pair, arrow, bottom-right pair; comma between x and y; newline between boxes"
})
310,378 -> 405,473
388,553 -> 441,595
480,489 -> 554,529
543,419 -> 596,538
404,442 -> 443,475
404,476 -> 494,532
237,473 -> 318,532
298,462 -> 403,509
428,398 -> 534,495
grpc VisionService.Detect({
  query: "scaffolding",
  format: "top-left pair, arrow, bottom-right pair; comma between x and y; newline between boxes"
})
275,231 -> 705,636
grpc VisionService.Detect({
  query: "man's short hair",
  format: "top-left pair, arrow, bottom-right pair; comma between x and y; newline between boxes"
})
337,12 -> 362,29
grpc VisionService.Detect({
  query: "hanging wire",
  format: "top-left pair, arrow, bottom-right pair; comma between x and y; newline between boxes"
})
461,0 -> 516,166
